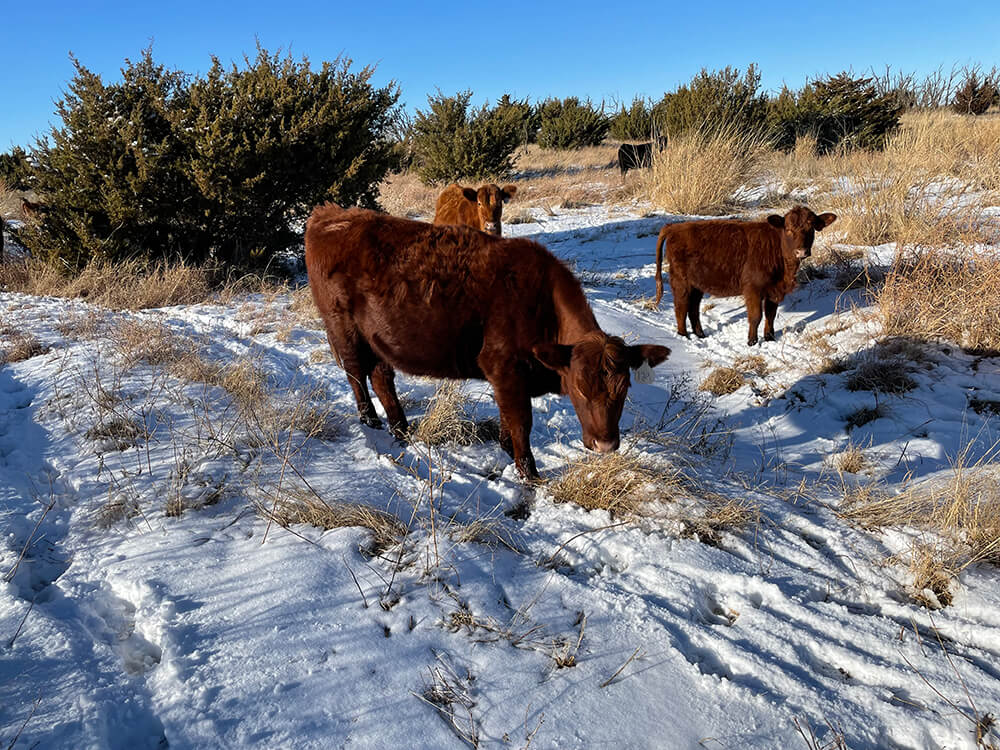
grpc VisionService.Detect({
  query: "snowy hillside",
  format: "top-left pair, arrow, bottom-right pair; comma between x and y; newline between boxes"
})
2,205 -> 1000,749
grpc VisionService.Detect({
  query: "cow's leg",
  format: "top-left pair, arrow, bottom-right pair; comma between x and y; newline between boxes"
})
687,288 -> 706,338
743,288 -> 763,346
763,298 -> 779,342
490,380 -> 538,479
324,319 -> 381,428
672,281 -> 690,338
370,360 -> 408,438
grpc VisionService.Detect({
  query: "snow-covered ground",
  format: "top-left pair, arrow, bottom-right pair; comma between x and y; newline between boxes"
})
2,204 -> 1000,749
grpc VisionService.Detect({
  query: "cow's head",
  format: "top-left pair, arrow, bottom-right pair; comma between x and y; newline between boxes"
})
534,334 -> 670,453
767,206 -> 837,260
462,184 -> 517,235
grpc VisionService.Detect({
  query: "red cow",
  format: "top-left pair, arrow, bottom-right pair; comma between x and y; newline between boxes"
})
433,183 -> 517,236
654,206 -> 837,345
306,204 -> 669,478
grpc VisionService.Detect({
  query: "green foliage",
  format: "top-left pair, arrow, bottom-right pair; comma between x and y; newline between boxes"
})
609,97 -> 653,141
411,90 -> 522,183
23,47 -> 399,270
768,73 -> 903,153
496,94 -> 539,144
536,97 -> 610,149
653,65 -> 768,137
0,147 -> 35,190
951,69 -> 999,115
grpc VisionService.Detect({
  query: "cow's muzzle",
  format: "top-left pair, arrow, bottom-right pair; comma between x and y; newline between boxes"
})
483,222 -> 500,235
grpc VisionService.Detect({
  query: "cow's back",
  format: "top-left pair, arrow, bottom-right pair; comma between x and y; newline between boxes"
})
664,220 -> 781,296
433,185 -> 479,230
306,204 -> 560,378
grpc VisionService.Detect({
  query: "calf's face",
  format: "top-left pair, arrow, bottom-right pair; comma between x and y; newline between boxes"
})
463,184 -> 517,235
534,336 -> 670,453
767,206 -> 837,260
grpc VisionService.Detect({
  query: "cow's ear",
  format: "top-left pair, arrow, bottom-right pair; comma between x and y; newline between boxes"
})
501,185 -> 517,202
767,215 -> 785,229
815,212 -> 837,230
627,344 -> 670,370
533,343 -> 574,372
462,188 -> 478,202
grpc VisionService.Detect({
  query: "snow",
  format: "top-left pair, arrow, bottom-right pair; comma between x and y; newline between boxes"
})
2,203 -> 1000,749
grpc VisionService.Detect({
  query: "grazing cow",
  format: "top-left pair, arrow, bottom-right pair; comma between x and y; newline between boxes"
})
433,183 -> 517,236
618,135 -> 667,177
654,206 -> 837,345
306,204 -> 670,478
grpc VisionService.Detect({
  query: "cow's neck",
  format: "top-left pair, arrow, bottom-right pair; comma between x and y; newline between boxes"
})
550,264 -> 602,344
777,253 -> 801,296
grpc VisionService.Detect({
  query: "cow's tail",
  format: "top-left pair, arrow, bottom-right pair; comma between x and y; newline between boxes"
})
653,224 -> 669,308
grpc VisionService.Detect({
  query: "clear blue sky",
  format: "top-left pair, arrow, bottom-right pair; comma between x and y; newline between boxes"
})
2,0 -> 998,149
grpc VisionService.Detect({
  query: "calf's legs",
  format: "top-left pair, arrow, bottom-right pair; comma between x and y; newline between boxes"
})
687,288 -> 706,338
743,288 -> 763,346
763,298 -> 779,342
370,361 -> 408,437
488,377 -> 539,479
324,323 -> 383,428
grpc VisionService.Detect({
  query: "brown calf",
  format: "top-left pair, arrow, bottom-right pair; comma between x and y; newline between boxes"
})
305,204 -> 669,478
433,183 -> 517,236
654,206 -> 837,345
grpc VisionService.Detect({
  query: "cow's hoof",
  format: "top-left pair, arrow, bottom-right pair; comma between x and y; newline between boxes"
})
694,330 -> 707,339
763,333 -> 775,342
747,338 -> 759,347
388,422 -> 409,440
360,414 -> 383,429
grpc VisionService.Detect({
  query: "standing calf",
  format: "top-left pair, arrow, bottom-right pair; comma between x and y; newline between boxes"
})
306,204 -> 669,478
433,183 -> 517,236
654,206 -> 836,345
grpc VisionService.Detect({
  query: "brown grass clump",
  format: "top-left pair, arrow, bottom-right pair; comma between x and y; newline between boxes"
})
412,382 -> 499,446
699,366 -> 746,396
834,443 -> 868,474
845,405 -> 884,430
85,417 -> 142,451
114,319 -> 189,368
643,126 -> 772,215
548,452 -> 683,516
680,495 -> 762,546
289,286 -> 324,330
732,354 -> 768,377
514,143 -> 618,175
0,257 -> 215,310
261,490 -> 407,551
878,250 -> 1000,352
1,331 -> 50,364
840,452 -> 1000,606
844,354 -> 916,394
377,172 -> 440,219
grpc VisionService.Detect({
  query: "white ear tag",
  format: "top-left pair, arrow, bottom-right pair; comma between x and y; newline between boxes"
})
634,361 -> 655,385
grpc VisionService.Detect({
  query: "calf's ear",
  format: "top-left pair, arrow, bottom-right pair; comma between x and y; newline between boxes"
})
815,212 -> 837,230
533,343 -> 574,372
627,344 -> 671,369
501,185 -> 517,202
462,188 -> 478,202
766,215 -> 785,229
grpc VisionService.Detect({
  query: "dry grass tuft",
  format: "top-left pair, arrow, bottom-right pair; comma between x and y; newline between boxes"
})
907,541 -> 957,609
0,257 -> 216,310
878,250 -> 1000,352
412,382 -> 499,446
732,354 -> 768,377
54,309 -> 106,340
699,366 -> 746,396
114,319 -> 189,368
85,417 -> 142,451
680,495 -> 762,546
643,126 -> 773,215
834,443 -> 868,474
844,405 -> 884,430
1,331 -> 50,364
289,286 -> 324,329
548,452 -> 683,517
261,489 -> 407,551
841,452 -> 1000,606
844,353 -> 917,394
377,172 -> 440,219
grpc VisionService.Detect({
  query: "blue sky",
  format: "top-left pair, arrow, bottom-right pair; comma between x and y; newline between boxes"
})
2,0 -> 998,149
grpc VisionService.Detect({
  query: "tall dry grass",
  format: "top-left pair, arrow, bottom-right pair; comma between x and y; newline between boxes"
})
878,250 -> 1000,351
643,125 -> 773,215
